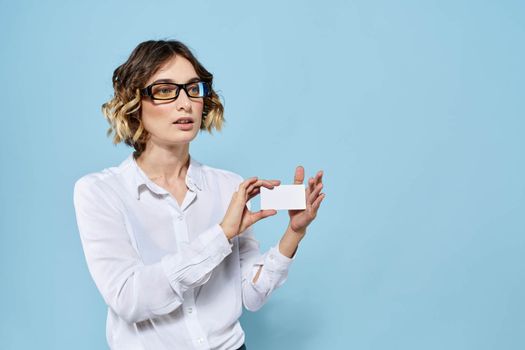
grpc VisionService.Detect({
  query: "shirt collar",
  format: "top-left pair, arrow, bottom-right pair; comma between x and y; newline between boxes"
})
124,154 -> 205,200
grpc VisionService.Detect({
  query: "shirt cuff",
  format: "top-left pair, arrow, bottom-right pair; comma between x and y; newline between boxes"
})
197,223 -> 233,254
264,245 -> 294,273
161,224 -> 233,294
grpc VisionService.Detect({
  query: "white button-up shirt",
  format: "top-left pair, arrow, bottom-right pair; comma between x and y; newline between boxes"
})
73,154 -> 294,350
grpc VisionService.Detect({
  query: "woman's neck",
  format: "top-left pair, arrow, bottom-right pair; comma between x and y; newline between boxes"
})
135,142 -> 190,183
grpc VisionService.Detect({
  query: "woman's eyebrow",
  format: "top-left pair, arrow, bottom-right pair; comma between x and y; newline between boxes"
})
151,77 -> 200,84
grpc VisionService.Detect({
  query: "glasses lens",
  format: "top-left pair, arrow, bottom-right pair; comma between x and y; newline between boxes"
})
152,84 -> 179,99
186,82 -> 208,97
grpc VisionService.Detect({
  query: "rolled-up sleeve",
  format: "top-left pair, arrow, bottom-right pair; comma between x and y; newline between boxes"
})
238,213 -> 294,312
73,176 -> 232,324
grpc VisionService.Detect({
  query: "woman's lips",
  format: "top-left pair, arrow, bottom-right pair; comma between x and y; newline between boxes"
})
172,121 -> 194,131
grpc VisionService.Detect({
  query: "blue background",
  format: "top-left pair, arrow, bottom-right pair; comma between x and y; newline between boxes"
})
1,0 -> 524,349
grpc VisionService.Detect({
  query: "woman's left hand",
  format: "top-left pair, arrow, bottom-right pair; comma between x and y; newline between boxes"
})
288,166 -> 325,234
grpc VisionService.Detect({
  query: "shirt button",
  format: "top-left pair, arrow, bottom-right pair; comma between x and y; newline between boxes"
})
177,215 -> 183,220
197,337 -> 204,344
187,307 -> 193,314
269,254 -> 275,261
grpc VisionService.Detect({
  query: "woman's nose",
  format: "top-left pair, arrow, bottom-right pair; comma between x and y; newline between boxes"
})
175,89 -> 191,110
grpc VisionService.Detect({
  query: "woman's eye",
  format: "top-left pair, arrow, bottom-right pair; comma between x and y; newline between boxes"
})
153,85 -> 177,96
159,87 -> 175,94
188,84 -> 199,94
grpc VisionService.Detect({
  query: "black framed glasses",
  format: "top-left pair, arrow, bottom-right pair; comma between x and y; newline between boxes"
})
140,81 -> 211,100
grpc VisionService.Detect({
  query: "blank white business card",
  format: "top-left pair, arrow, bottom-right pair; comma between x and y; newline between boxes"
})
260,184 -> 306,210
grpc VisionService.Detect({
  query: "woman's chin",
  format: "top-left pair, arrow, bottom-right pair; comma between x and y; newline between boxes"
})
170,131 -> 199,144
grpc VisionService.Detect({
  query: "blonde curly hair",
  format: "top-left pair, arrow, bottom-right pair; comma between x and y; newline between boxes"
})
101,39 -> 224,158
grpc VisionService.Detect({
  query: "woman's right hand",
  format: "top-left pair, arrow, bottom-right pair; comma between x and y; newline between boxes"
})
220,177 -> 280,240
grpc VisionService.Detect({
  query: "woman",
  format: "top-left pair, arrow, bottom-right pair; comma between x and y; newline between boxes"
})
73,39 -> 325,350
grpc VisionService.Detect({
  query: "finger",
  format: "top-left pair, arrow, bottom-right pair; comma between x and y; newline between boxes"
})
251,209 -> 277,223
315,170 -> 323,186
246,179 -> 279,195
294,166 -> 304,184
308,177 -> 315,194
305,178 -> 312,206
246,179 -> 265,194
247,186 -> 261,195
255,179 -> 281,193
308,183 -> 323,204
312,193 -> 325,210
245,180 -> 259,195
236,178 -> 259,205
247,187 -> 261,201
239,177 -> 258,192
259,179 -> 281,188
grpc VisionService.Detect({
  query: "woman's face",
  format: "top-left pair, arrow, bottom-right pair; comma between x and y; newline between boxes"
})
140,55 -> 204,148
